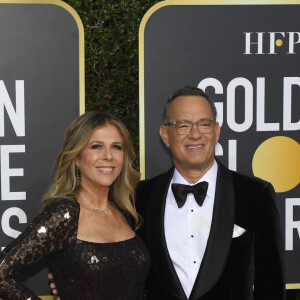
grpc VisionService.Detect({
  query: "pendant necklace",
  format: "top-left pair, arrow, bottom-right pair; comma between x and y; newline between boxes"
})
79,190 -> 109,212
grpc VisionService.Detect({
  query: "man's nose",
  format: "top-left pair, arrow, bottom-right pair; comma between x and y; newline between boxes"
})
189,123 -> 202,139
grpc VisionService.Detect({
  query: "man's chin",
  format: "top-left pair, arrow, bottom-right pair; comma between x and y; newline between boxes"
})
175,160 -> 213,173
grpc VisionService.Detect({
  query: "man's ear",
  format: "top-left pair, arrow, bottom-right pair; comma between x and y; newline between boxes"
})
159,125 -> 169,148
215,122 -> 221,144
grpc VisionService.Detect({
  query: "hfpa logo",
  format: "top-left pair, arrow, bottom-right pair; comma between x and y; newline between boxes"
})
244,32 -> 300,54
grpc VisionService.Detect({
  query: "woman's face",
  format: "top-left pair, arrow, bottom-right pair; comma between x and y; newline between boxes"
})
76,124 -> 124,190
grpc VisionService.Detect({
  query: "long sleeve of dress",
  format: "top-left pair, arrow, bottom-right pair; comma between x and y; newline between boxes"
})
0,198 -> 79,300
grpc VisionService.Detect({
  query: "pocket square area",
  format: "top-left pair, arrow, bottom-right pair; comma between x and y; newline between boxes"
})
232,224 -> 246,238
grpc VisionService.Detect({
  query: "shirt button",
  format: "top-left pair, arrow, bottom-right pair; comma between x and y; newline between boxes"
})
194,261 -> 196,264
191,235 -> 194,238
191,209 -> 194,212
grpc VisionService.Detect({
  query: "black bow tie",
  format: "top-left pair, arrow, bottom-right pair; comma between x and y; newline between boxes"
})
171,181 -> 208,208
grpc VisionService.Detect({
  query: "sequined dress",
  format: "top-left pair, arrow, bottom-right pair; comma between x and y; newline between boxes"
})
0,198 -> 150,300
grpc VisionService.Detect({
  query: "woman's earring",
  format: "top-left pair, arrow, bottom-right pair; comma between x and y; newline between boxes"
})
117,176 -> 121,185
76,166 -> 80,187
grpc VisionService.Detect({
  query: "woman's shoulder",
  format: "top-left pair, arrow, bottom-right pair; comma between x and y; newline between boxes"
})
46,197 -> 79,208
42,197 -> 80,221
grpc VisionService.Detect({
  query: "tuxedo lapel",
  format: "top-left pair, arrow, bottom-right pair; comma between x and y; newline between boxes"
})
147,168 -> 187,300
189,162 -> 235,300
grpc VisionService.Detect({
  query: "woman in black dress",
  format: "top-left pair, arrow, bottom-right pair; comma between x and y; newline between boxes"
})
0,111 -> 150,299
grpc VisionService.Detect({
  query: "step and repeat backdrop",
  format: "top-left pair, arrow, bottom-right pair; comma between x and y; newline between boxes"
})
139,0 -> 300,288
0,0 -> 84,297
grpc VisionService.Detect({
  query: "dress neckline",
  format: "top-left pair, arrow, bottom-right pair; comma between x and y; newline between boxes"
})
75,235 -> 137,245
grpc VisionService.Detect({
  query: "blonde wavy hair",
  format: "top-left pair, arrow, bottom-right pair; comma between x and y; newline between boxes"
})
42,111 -> 141,228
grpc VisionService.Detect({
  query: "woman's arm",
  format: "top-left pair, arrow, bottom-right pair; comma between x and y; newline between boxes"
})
0,198 -> 79,299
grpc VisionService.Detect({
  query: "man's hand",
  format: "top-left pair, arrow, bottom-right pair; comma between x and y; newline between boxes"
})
48,273 -> 60,300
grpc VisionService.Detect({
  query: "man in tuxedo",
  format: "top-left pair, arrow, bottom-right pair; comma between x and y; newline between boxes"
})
136,86 -> 285,300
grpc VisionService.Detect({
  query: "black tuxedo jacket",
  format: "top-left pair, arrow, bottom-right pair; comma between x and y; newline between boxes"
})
136,161 -> 285,300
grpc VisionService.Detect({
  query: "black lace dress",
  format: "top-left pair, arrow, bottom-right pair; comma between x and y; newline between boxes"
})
0,198 -> 150,299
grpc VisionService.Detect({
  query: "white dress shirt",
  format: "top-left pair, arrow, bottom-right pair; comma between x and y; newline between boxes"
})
164,160 -> 218,298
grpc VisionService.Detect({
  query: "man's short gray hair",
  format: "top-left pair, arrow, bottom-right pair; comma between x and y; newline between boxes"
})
163,86 -> 217,123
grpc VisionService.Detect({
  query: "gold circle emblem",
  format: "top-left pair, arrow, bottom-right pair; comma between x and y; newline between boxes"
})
252,136 -> 300,193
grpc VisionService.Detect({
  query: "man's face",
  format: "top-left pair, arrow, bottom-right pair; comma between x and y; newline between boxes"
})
160,95 -> 220,182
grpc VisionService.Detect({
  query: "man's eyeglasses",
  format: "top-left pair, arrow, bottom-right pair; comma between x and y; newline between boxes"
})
164,119 -> 215,135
